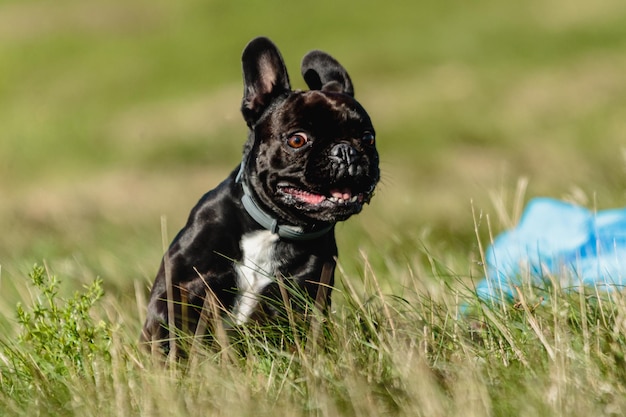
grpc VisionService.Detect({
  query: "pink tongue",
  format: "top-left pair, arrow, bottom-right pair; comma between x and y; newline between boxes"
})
331,188 -> 352,200
302,193 -> 325,204
290,189 -> 325,204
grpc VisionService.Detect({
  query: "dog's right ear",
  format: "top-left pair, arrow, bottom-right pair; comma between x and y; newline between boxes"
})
241,37 -> 291,127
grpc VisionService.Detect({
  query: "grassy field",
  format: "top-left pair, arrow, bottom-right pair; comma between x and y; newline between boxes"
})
2,0 -> 626,415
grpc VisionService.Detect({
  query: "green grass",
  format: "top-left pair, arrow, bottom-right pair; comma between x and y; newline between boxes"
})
1,0 -> 626,415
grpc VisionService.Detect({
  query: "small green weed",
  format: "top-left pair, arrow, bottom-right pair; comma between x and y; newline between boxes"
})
0,265 -> 112,411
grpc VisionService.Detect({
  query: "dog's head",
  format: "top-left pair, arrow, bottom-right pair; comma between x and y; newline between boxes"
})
239,37 -> 379,229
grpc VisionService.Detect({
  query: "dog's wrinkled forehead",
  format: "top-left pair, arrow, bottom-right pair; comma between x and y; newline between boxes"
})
273,90 -> 372,134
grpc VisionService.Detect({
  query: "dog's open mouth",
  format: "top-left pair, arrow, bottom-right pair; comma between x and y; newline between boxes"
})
278,185 -> 369,206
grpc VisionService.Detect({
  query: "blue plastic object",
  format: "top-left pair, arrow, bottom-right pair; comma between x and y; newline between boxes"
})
475,198 -> 626,304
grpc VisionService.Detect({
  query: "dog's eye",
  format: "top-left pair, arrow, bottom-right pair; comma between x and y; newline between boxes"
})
287,133 -> 309,149
362,132 -> 375,146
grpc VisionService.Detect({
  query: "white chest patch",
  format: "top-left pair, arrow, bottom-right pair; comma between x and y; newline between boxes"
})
233,230 -> 280,325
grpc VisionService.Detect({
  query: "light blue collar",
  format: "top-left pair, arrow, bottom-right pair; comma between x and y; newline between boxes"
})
235,162 -> 334,241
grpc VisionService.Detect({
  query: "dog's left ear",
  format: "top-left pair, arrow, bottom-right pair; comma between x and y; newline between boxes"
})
301,51 -> 354,97
241,37 -> 291,127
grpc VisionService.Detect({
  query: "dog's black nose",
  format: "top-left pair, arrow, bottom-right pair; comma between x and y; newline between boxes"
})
330,143 -> 360,177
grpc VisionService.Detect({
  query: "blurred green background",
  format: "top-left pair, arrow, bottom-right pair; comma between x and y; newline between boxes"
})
1,0 -> 626,324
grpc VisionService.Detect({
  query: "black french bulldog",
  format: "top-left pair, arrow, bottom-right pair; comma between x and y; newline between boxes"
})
140,37 -> 379,353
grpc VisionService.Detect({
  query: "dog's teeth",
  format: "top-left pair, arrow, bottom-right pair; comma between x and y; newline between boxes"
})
328,193 -> 361,204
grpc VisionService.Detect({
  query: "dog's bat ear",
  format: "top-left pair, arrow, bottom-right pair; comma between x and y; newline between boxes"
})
301,51 -> 354,97
241,37 -> 291,126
